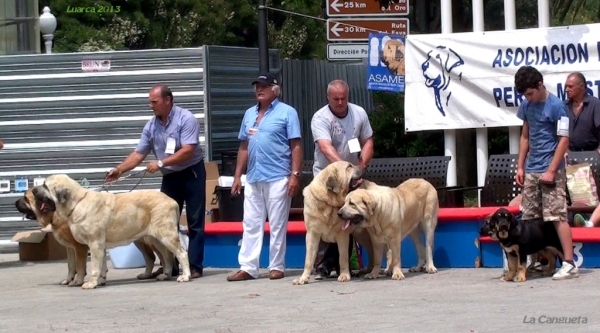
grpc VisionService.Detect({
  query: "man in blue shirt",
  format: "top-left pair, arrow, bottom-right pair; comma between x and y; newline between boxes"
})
227,73 -> 303,281
514,66 -> 578,280
106,84 -> 206,280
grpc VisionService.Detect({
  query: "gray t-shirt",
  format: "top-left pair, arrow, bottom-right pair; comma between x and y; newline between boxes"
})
311,103 -> 374,175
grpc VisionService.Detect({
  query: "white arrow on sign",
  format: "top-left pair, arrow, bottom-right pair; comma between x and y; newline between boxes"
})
330,23 -> 343,37
330,0 -> 343,12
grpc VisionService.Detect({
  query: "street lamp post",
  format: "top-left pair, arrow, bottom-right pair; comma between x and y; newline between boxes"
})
39,6 -> 57,54
257,0 -> 269,73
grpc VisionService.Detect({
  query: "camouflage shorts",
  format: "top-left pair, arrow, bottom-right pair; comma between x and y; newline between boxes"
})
521,169 -> 568,222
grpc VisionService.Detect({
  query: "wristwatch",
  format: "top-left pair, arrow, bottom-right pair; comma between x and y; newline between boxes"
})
292,171 -> 301,178
157,160 -> 164,168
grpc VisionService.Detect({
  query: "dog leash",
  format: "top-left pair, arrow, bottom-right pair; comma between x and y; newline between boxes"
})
97,168 -> 148,192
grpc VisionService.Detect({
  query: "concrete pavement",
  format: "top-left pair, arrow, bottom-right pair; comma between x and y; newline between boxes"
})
0,252 -> 598,333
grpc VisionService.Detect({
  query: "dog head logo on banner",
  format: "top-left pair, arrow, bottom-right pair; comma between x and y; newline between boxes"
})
367,32 -> 406,92
421,46 -> 465,117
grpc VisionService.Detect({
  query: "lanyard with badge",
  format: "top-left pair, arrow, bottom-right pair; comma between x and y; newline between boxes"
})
557,116 -> 569,137
348,138 -> 361,153
248,118 -> 259,136
165,136 -> 176,154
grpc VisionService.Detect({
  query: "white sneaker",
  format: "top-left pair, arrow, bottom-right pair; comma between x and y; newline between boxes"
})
552,261 -> 580,280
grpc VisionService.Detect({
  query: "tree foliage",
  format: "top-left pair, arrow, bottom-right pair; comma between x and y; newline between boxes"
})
368,92 -> 444,158
41,0 -> 326,58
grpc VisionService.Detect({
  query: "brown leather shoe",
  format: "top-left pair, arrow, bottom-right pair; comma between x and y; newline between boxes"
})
269,270 -> 284,280
190,270 -> 202,279
227,270 -> 255,282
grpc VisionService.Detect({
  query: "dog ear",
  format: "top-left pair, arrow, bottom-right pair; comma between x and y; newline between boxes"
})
441,46 -> 464,75
55,187 -> 70,204
361,194 -> 375,216
510,213 -> 522,236
326,173 -> 340,194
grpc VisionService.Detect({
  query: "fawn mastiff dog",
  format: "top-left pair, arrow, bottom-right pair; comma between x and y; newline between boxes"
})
338,178 -> 439,280
15,188 -> 166,286
292,161 -> 377,285
29,174 -> 190,289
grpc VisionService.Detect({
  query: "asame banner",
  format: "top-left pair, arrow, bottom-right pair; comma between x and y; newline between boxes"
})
404,23 -> 600,132
367,32 -> 406,92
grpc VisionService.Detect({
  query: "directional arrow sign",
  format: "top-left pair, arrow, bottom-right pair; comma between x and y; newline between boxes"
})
327,18 -> 409,42
326,0 -> 409,17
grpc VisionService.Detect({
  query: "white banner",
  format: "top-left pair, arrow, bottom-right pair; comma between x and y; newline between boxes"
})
404,23 -> 600,132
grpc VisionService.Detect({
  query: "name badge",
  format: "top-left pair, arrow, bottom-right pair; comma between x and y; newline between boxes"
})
557,116 -> 569,136
165,137 -> 176,155
348,138 -> 361,153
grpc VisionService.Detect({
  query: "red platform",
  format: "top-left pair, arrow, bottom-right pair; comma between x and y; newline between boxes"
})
204,206 -> 522,235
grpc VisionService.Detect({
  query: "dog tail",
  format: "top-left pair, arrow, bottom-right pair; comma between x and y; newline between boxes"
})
423,186 -> 439,225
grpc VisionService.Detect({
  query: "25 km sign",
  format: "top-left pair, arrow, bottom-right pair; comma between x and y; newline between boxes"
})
326,0 -> 409,17
327,18 -> 409,41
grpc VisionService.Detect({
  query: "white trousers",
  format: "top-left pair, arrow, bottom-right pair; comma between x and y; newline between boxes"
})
239,177 -> 292,278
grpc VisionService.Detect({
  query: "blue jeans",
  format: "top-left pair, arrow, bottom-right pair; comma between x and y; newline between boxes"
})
160,160 -> 206,273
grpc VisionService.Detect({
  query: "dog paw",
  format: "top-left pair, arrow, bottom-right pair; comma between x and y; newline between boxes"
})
81,281 -> 98,289
364,272 -> 379,279
513,275 -> 527,282
391,271 -> 406,280
60,279 -> 71,285
337,273 -> 351,282
408,266 -> 421,273
68,279 -> 84,287
137,272 -> 153,280
501,273 -> 516,282
292,276 -> 310,285
155,273 -> 171,281
424,265 -> 438,274
176,274 -> 190,282
97,277 -> 106,286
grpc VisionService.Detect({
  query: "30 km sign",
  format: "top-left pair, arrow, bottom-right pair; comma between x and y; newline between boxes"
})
327,18 -> 409,41
326,0 -> 409,17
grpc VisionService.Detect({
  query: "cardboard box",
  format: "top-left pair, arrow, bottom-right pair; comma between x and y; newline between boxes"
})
11,228 -> 67,262
205,161 -> 220,224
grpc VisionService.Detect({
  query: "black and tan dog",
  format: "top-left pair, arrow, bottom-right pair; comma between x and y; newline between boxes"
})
483,208 -> 564,282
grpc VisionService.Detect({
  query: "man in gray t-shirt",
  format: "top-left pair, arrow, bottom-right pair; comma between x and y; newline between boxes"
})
310,79 -> 374,278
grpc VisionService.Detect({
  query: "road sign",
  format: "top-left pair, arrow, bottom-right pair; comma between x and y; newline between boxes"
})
326,0 -> 409,17
327,43 -> 368,60
327,18 -> 409,42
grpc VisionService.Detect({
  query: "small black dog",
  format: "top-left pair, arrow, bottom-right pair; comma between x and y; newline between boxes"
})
484,208 -> 564,282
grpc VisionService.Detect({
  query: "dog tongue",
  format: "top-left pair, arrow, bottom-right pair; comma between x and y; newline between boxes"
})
342,220 -> 351,231
40,203 -> 46,211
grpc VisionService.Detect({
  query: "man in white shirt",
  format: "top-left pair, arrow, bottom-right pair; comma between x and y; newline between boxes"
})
310,79 -> 374,279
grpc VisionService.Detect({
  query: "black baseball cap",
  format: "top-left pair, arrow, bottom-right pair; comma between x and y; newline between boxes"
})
252,73 -> 278,86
